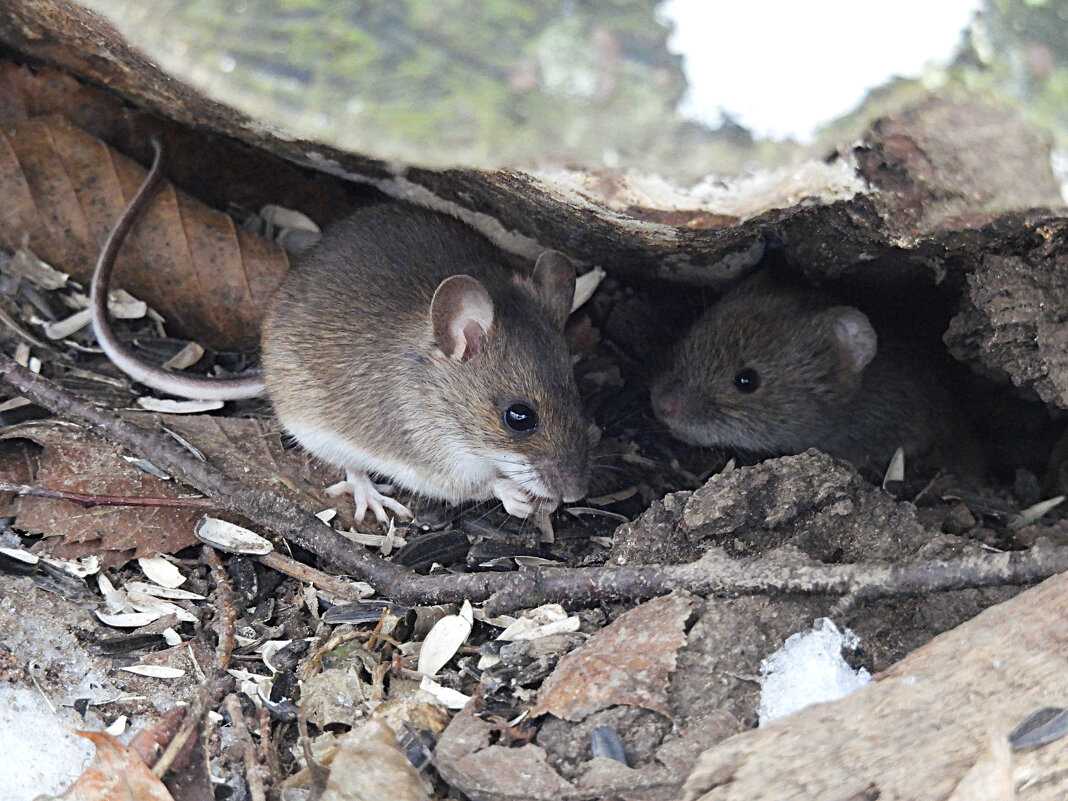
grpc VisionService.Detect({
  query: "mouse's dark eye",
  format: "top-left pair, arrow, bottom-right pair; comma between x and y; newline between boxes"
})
732,368 -> 761,393
503,402 -> 539,434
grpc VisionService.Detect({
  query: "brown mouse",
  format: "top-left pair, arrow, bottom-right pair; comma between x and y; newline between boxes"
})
650,272 -> 955,472
92,142 -> 590,521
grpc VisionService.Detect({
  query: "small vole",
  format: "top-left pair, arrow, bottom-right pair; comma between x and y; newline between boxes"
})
92,143 -> 590,521
650,272 -> 953,471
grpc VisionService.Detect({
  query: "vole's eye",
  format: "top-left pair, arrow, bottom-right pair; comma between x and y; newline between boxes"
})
503,402 -> 539,434
732,368 -> 760,393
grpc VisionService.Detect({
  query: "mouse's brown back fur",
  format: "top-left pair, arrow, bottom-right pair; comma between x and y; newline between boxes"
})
262,204 -> 589,506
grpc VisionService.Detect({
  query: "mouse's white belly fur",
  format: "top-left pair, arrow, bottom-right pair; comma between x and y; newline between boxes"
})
288,424 -> 550,503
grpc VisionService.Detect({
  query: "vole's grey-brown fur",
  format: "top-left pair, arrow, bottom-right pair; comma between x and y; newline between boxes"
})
92,143 -> 590,521
651,273 -> 955,471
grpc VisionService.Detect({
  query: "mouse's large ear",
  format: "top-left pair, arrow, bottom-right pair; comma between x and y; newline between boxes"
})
531,250 -> 576,328
827,306 -> 878,375
431,275 -> 495,361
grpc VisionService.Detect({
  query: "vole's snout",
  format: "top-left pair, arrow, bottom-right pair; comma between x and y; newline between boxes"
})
560,470 -> 589,504
651,381 -> 691,423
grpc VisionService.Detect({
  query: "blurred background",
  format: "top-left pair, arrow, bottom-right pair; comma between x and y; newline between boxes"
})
83,0 -> 1068,185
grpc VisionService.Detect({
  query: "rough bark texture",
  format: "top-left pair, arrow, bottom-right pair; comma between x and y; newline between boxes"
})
682,570 -> 1068,801
945,250 -> 1068,407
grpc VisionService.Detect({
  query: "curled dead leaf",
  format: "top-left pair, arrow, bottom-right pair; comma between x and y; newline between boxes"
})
0,115 -> 289,350
39,729 -> 174,801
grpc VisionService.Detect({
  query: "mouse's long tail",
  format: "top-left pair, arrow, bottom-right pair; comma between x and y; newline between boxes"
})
90,138 -> 266,401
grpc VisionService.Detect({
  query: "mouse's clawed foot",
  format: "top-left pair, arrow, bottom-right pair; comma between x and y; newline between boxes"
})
327,470 -> 412,523
492,478 -> 557,518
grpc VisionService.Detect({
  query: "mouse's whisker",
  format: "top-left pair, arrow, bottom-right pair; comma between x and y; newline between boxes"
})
588,463 -> 627,476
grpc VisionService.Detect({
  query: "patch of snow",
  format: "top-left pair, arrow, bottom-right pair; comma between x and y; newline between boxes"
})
757,617 -> 872,725
0,685 -> 94,799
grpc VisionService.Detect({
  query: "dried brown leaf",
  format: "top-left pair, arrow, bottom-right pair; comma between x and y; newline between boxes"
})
150,413 -> 343,507
0,414 -> 348,563
0,115 -> 288,349
322,719 -> 431,801
40,729 -> 175,801
531,592 -> 692,721
2,421 -> 204,561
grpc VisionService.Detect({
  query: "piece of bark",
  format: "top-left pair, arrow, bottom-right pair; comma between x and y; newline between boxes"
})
3,4 -> 1068,410
0,2 -> 1060,290
680,570 -> 1068,801
532,592 -> 693,721
853,95 -> 1063,234
433,703 -> 577,801
945,252 -> 1068,409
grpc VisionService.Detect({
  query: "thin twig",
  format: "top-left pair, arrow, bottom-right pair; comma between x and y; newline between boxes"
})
152,680 -> 214,778
258,550 -> 369,600
205,547 -> 238,671
258,703 -> 280,800
153,551 -> 238,778
0,479 -> 215,508
225,694 -> 268,801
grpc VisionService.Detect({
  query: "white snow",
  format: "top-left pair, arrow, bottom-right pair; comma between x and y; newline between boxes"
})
757,617 -> 872,725
0,685 -> 94,799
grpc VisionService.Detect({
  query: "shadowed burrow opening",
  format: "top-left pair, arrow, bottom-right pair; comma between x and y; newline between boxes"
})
574,246 -> 1066,516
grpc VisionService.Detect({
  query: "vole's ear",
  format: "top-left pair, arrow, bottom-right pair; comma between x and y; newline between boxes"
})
827,306 -> 877,375
531,250 -> 576,328
431,275 -> 495,361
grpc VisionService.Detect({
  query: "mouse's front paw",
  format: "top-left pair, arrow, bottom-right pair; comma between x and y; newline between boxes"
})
492,478 -> 557,518
327,470 -> 412,523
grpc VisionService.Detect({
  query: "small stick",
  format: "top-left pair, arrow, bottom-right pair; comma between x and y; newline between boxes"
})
257,704 -> 280,799
205,547 -> 238,671
0,480 -> 214,509
258,550 -> 369,601
152,680 -> 214,778
224,694 -> 268,801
